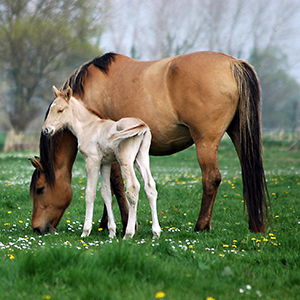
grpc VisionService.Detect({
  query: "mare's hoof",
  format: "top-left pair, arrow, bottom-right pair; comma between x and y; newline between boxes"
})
194,224 -> 211,233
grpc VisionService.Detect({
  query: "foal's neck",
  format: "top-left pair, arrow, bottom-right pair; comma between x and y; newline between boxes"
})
69,97 -> 100,138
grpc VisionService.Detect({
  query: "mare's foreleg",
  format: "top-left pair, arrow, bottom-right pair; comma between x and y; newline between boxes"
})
194,142 -> 222,232
111,163 -> 129,232
100,164 -> 117,239
81,158 -> 100,237
135,131 -> 161,238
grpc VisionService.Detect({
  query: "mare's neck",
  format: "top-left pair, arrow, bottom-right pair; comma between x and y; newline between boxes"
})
54,129 -> 78,179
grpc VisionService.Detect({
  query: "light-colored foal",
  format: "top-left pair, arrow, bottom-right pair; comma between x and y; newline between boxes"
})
43,86 -> 161,239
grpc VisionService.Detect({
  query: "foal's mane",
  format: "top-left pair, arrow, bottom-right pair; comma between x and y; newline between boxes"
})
30,53 -> 117,194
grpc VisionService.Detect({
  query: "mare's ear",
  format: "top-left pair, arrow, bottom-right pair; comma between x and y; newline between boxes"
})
28,157 -> 44,172
53,86 -> 60,98
64,86 -> 73,102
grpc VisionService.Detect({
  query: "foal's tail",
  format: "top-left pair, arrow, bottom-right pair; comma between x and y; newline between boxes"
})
230,60 -> 270,233
109,123 -> 149,141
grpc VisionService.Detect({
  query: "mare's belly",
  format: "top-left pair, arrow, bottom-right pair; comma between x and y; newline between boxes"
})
149,124 -> 194,156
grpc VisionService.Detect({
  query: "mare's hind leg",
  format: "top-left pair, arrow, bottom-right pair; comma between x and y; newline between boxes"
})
100,164 -> 117,239
111,163 -> 129,232
194,141 -> 222,232
135,131 -> 161,238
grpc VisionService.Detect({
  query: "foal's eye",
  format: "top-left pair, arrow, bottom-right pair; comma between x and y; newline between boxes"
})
58,109 -> 64,113
36,187 -> 45,195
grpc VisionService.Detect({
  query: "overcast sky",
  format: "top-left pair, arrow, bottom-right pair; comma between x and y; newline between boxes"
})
98,0 -> 300,82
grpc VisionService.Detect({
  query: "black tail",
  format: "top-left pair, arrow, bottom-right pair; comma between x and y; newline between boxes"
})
231,60 -> 270,233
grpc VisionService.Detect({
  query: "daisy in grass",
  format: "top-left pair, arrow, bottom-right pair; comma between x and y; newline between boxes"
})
155,291 -> 166,298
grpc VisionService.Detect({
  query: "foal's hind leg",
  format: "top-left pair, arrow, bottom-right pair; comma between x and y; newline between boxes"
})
118,139 -> 142,239
122,163 -> 140,240
194,141 -> 222,232
135,131 -> 161,238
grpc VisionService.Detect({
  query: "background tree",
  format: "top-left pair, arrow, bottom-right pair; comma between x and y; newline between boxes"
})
100,0 -> 300,131
250,47 -> 300,130
1,0 -> 300,151
0,0 -> 110,150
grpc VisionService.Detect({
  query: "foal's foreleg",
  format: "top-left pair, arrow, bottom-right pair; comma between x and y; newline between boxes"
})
135,131 -> 161,238
100,164 -> 117,239
81,159 -> 100,237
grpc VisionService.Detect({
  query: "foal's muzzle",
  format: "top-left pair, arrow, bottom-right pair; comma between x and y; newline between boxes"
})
42,126 -> 55,136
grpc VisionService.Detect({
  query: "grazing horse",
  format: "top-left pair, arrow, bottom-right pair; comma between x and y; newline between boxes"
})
30,51 -> 270,235
42,86 -> 161,239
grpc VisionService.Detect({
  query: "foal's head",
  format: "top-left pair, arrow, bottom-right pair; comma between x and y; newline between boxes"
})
43,86 -> 73,137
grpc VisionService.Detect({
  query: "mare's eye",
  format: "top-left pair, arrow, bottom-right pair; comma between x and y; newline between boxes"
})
36,187 -> 45,195
58,109 -> 64,113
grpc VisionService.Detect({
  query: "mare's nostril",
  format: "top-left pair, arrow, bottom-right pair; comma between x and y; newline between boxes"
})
45,223 -> 52,233
33,227 -> 42,235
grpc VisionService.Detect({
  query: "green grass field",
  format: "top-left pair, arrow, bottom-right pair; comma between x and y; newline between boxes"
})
0,139 -> 300,300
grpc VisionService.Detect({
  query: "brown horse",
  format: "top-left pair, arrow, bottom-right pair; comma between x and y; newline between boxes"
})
30,51 -> 269,235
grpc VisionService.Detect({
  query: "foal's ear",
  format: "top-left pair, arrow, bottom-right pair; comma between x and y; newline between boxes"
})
53,86 -> 60,98
64,86 -> 73,102
28,157 -> 44,172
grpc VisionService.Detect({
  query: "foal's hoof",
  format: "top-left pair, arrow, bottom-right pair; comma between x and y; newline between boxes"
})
123,232 -> 134,240
109,232 -> 116,239
81,228 -> 92,237
152,229 -> 161,239
152,232 -> 161,239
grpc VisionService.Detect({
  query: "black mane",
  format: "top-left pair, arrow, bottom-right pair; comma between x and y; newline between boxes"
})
30,53 -> 117,193
62,52 -> 117,95
30,123 -> 64,194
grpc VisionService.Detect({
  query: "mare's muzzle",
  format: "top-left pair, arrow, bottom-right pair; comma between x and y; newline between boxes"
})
33,223 -> 55,235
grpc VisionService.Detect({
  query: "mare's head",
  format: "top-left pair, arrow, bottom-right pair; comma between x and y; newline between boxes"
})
29,155 -> 73,234
43,86 -> 73,137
